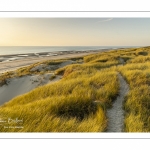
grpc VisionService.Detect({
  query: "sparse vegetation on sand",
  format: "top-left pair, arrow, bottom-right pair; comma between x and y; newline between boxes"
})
0,59 -> 75,86
1,46 -> 150,132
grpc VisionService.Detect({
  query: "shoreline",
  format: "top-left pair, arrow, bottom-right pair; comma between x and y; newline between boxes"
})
0,49 -> 109,59
0,49 -> 109,74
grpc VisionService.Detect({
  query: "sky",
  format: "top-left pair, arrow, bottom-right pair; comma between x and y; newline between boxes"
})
0,18 -> 150,46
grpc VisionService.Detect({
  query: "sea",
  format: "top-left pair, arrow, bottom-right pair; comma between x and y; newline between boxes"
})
0,46 -> 140,56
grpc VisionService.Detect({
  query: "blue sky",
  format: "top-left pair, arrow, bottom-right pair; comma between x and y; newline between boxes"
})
0,18 -> 150,46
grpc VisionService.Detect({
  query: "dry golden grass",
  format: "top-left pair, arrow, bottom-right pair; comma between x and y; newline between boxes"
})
1,46 -> 150,132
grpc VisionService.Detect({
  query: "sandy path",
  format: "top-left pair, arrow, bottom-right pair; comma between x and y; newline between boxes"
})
106,73 -> 129,132
0,52 -> 98,74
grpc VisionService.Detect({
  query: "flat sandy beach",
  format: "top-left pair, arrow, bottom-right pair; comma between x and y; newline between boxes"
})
0,50 -> 105,74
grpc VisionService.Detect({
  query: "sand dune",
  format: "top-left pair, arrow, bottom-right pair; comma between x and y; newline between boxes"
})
0,73 -> 61,105
0,59 -> 74,105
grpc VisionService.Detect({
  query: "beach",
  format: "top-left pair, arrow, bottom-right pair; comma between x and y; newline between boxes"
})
0,50 -> 105,74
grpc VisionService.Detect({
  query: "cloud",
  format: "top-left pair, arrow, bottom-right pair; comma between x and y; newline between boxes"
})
97,18 -> 113,23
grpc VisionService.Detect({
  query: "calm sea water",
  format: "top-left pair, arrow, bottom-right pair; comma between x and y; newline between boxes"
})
0,46 -> 139,56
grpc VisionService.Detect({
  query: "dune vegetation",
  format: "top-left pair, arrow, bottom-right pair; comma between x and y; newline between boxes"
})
0,46 -> 150,132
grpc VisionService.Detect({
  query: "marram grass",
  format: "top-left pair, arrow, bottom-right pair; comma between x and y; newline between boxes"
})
1,46 -> 150,132
0,59 -> 119,132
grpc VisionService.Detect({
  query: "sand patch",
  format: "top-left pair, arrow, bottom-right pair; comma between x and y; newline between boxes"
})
0,60 -> 73,106
0,73 -> 60,105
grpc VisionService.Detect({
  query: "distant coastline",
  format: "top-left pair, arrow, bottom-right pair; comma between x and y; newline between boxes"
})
0,46 -> 141,74
0,46 -> 139,56
0,49 -> 104,74
0,49 -> 105,63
